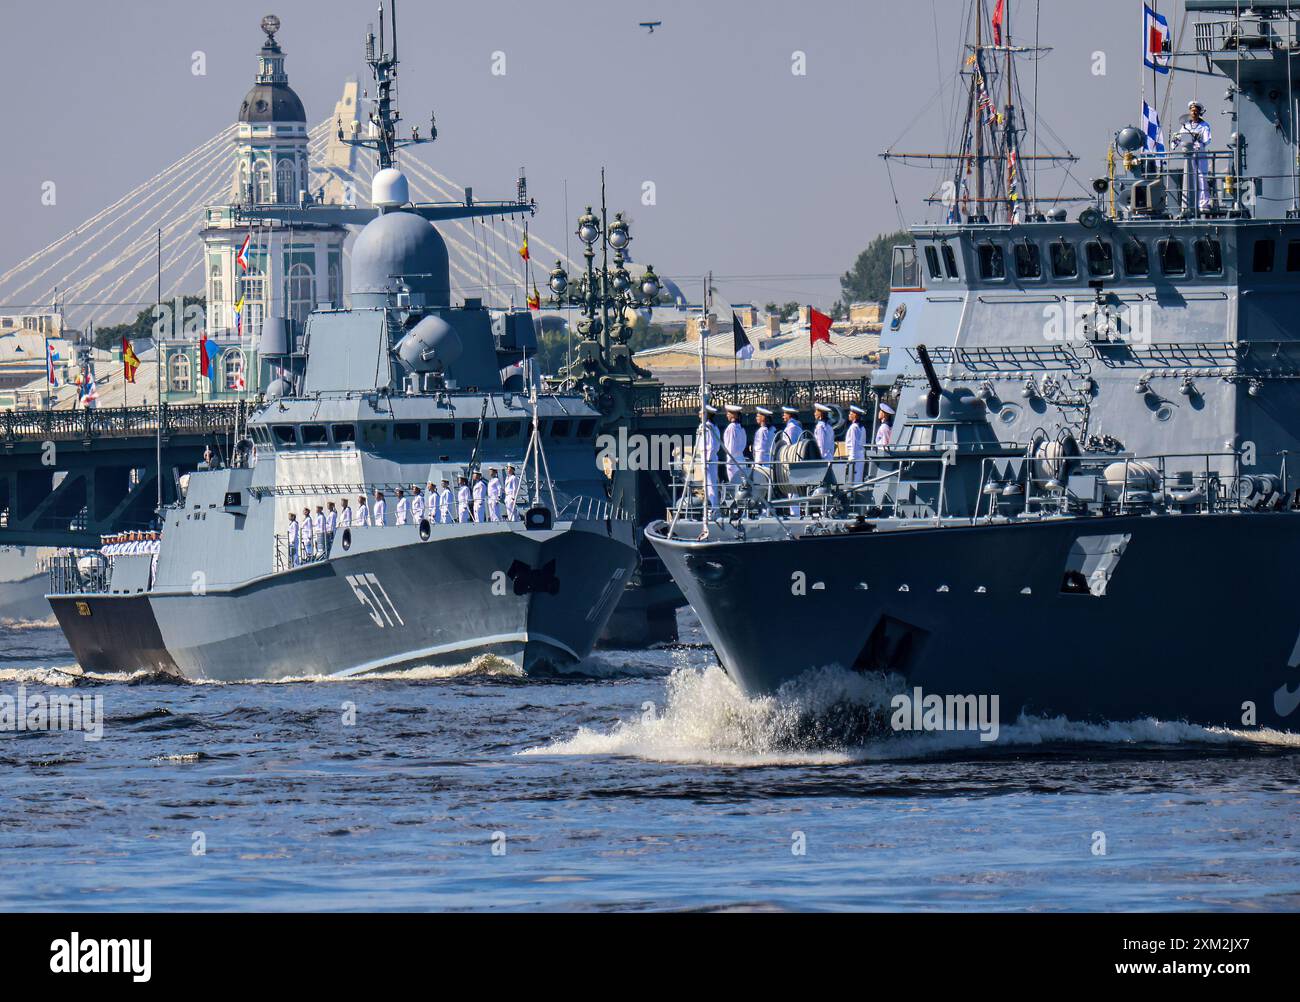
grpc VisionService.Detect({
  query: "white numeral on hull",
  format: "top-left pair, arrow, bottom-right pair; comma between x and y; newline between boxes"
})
347,573 -> 405,628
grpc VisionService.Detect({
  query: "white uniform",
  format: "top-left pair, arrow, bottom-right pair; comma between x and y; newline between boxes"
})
395,496 -> 409,526
753,424 -> 775,465
312,512 -> 326,553
340,506 -> 353,528
373,497 -> 386,526
695,421 -> 720,506
411,492 -> 424,522
472,479 -> 487,521
288,520 -> 300,567
439,486 -> 454,523
425,490 -> 439,524
845,421 -> 866,482
814,419 -> 834,460
301,519 -> 314,560
784,418 -> 803,448
325,509 -> 338,539
487,476 -> 503,521
1178,119 -> 1213,209
723,421 -> 747,482
504,474 -> 520,520
356,503 -> 371,528
457,484 -> 472,522
875,421 -> 893,447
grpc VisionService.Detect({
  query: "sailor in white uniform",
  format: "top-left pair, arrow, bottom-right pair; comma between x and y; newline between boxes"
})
372,490 -> 387,526
504,465 -> 520,521
425,482 -> 439,524
410,485 -> 424,523
287,513 -> 300,568
340,499 -> 353,528
313,506 -> 327,554
394,488 -> 409,526
1176,100 -> 1214,210
844,404 -> 867,482
781,406 -> 803,450
325,502 -> 338,543
813,404 -> 835,460
301,507 -> 315,560
471,471 -> 487,522
876,402 -> 896,447
695,405 -> 721,506
752,407 -> 776,466
439,479 -> 454,523
722,404 -> 747,483
355,495 -> 371,527
457,476 -> 472,522
487,468 -> 503,521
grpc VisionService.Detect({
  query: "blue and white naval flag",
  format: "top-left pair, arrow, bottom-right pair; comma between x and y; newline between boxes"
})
1143,5 -> 1172,74
1142,100 -> 1166,154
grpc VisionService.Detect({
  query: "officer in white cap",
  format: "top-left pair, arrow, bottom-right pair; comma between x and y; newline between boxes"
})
410,484 -> 424,523
753,407 -> 776,467
696,405 -> 721,506
504,465 -> 520,520
781,406 -> 803,450
394,488 -> 409,526
487,468 -> 503,521
1177,99 -> 1213,210
457,475 -> 472,523
723,404 -> 747,483
876,402 -> 896,447
372,489 -> 387,526
813,404 -> 835,461
471,471 -> 487,522
439,479 -> 454,523
845,404 -> 867,481
425,481 -> 439,524
355,495 -> 371,527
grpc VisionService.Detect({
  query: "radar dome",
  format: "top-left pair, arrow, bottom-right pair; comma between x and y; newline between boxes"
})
351,210 -> 451,309
372,168 -> 411,209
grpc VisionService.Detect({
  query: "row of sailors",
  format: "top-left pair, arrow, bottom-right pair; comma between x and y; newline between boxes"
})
285,466 -> 522,565
695,401 -> 896,504
100,531 -> 161,557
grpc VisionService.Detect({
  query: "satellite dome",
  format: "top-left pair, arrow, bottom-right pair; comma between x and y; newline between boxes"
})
265,377 -> 292,400
351,210 -> 451,309
372,169 -> 410,209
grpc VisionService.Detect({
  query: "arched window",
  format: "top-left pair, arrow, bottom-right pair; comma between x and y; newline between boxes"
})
254,160 -> 272,205
286,262 -> 315,329
222,349 -> 246,392
239,271 -> 266,342
169,352 -> 192,393
275,159 -> 295,204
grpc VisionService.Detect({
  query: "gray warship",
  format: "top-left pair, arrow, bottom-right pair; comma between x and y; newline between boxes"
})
648,1 -> 1300,730
44,9 -> 638,681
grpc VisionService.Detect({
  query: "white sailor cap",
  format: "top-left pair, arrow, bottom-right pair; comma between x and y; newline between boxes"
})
879,402 -> 896,415
814,402 -> 830,413
704,404 -> 719,414
781,405 -> 799,414
849,405 -> 867,416
756,406 -> 773,416
724,404 -> 743,414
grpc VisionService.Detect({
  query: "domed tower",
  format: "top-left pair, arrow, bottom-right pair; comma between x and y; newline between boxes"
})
194,15 -> 349,401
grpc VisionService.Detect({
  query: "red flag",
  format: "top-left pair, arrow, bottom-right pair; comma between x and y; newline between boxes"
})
992,0 -> 1004,46
122,337 -> 140,384
809,308 -> 832,346
199,335 -> 210,378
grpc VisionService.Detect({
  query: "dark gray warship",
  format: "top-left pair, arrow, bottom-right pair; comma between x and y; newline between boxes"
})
46,180 -> 637,680
648,1 -> 1300,730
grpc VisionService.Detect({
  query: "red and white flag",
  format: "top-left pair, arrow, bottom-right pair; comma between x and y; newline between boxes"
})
236,232 -> 252,272
1143,5 -> 1171,74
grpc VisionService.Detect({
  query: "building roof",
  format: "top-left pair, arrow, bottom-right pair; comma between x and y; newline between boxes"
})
634,318 -> 880,372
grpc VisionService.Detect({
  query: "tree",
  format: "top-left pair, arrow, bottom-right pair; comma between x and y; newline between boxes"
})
762,301 -> 802,323
840,229 -> 913,307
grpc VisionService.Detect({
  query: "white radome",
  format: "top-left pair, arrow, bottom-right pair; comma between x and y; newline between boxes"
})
372,168 -> 411,209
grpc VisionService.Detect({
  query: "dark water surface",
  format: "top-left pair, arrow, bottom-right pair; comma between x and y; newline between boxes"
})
1,614 -> 1298,912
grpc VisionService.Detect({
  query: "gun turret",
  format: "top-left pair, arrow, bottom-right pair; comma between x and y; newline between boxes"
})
916,344 -> 942,418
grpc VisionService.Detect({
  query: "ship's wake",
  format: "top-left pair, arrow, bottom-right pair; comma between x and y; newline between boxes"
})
0,616 -> 59,631
524,665 -> 1300,766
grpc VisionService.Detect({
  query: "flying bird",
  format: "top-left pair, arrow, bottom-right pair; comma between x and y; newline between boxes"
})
640,21 -> 662,34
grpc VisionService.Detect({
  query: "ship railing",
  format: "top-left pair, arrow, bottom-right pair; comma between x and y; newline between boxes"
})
45,552 -> 109,595
552,493 -> 627,523
1124,149 -> 1245,219
1194,17 -> 1297,55
273,531 -> 333,571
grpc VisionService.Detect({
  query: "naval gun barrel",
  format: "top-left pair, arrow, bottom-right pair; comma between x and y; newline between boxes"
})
916,343 -> 942,418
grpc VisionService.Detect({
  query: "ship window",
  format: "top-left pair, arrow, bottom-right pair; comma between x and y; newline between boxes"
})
976,243 -> 1005,280
497,421 -> 523,440
460,422 -> 479,440
1194,237 -> 1223,276
577,418 -> 596,437
427,422 -> 455,440
941,243 -> 959,279
1050,241 -> 1078,279
330,423 -> 356,444
300,424 -> 327,446
890,245 -> 920,289
1085,240 -> 1115,278
924,245 -> 943,280
1013,242 -> 1042,279
1253,238 -> 1275,272
551,419 -> 572,438
361,423 -> 387,447
272,425 -> 297,446
1158,238 -> 1186,276
394,422 -> 421,442
1122,239 -> 1149,277
1287,240 -> 1300,272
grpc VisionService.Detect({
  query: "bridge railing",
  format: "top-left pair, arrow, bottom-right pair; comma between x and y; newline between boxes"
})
0,402 -> 249,444
629,378 -> 876,418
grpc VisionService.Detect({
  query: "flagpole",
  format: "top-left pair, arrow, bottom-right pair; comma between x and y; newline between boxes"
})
156,227 -> 163,514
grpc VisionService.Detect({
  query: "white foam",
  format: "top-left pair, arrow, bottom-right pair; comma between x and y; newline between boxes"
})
524,665 -> 1300,766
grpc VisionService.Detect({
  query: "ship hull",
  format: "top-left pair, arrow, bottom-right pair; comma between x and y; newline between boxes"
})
49,520 -> 637,682
648,513 -> 1300,731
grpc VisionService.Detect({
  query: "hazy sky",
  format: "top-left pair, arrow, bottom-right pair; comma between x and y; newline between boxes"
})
0,0 -> 1219,307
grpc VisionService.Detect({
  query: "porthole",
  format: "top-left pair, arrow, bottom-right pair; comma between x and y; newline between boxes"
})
341,528 -> 352,551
